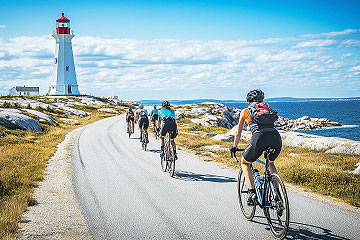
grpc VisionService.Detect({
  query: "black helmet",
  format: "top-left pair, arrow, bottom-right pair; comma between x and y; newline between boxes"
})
246,89 -> 264,102
153,105 -> 157,109
162,100 -> 171,108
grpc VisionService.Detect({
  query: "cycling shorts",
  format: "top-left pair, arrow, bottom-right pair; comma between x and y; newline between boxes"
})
243,130 -> 282,162
126,116 -> 135,122
139,117 -> 149,129
160,118 -> 178,139
151,114 -> 159,122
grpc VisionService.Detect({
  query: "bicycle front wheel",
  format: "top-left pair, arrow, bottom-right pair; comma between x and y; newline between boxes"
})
264,173 -> 290,240
237,169 -> 256,220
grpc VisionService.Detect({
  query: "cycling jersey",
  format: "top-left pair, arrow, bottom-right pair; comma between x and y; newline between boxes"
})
151,109 -> 159,115
159,108 -> 175,120
136,109 -> 148,119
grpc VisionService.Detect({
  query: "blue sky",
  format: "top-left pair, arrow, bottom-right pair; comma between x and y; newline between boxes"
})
0,0 -> 360,99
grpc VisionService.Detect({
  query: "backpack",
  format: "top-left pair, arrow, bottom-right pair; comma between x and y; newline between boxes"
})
247,102 -> 278,125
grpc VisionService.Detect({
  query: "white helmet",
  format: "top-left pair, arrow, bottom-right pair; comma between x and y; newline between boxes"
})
139,104 -> 144,109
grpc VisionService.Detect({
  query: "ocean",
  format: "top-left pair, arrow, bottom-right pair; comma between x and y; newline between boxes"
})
138,98 -> 360,141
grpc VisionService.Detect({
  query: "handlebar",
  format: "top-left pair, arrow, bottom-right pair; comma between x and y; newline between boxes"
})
231,148 -> 245,163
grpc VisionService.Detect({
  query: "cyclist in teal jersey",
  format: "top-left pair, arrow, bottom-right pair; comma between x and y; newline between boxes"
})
157,101 -> 178,159
150,105 -> 159,125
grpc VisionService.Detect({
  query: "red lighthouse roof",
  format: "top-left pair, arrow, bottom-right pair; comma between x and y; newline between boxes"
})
56,12 -> 70,22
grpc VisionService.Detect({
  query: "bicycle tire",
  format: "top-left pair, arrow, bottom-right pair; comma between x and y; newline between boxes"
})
237,169 -> 256,220
264,173 -> 290,240
167,142 -> 175,177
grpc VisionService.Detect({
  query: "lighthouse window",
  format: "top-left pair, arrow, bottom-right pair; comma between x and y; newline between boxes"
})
68,85 -> 72,93
54,58 -> 57,64
66,66 -> 69,71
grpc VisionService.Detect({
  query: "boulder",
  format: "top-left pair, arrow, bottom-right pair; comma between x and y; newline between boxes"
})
0,109 -> 42,131
23,109 -> 56,125
200,145 -> 228,152
98,108 -> 120,114
59,118 -> 83,124
191,118 -> 212,126
325,142 -> 360,155
353,162 -> 360,174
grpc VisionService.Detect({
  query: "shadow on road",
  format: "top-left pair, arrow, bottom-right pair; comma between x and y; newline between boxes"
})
148,149 -> 162,153
251,216 -> 350,240
174,170 -> 236,183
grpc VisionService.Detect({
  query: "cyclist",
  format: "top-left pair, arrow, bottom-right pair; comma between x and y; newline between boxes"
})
150,105 -> 159,130
135,104 -> 149,142
230,89 -> 282,206
126,107 -> 135,133
157,100 -> 178,160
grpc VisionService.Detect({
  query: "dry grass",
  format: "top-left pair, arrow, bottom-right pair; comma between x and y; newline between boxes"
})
0,101 -> 124,239
176,116 -> 360,208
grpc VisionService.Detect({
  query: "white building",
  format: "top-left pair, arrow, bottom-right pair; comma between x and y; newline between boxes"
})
9,86 -> 40,96
48,12 -> 80,96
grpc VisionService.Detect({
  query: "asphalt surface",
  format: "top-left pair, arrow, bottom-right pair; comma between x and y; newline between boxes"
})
72,115 -> 360,240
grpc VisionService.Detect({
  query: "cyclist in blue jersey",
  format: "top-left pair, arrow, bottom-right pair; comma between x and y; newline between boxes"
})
157,100 -> 178,160
150,105 -> 159,129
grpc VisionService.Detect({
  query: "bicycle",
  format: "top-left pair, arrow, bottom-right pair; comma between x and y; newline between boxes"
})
127,122 -> 134,138
152,121 -> 160,139
160,131 -> 175,177
232,147 -> 290,240
140,128 -> 148,151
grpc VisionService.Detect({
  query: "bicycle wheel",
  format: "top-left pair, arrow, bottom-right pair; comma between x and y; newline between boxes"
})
237,169 -> 256,220
167,142 -> 175,177
161,142 -> 167,172
264,173 -> 290,240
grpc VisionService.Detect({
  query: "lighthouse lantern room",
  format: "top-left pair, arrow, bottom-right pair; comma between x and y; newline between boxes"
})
48,12 -> 80,95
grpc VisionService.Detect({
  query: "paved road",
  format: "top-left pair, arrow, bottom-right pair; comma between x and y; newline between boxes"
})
72,115 -> 360,239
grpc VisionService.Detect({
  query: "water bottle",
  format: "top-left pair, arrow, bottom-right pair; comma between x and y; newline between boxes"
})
253,169 -> 262,189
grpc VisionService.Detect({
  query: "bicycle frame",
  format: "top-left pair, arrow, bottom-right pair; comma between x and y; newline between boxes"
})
232,148 -> 275,208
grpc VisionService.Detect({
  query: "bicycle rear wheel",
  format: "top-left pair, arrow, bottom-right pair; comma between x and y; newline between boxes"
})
264,173 -> 290,240
167,142 -> 175,177
237,169 -> 256,220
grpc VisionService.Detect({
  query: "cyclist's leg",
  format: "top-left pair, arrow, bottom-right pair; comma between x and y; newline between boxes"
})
241,157 -> 255,189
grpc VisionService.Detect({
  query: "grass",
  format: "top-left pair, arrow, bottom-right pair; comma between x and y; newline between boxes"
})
0,98 -> 124,240
176,116 -> 360,208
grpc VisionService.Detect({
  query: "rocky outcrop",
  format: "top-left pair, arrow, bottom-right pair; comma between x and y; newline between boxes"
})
177,102 -> 343,131
0,109 -> 42,132
98,108 -> 120,114
59,118 -> 83,124
23,109 -> 56,125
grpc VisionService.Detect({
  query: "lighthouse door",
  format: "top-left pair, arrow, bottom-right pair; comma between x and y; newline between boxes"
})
68,85 -> 72,94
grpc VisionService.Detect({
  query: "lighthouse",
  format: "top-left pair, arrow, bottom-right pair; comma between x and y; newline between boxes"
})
48,12 -> 80,95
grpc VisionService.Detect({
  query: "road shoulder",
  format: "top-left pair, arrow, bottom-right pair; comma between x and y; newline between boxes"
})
18,127 -> 91,240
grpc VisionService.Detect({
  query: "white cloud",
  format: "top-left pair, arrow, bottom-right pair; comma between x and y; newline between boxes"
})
0,29 -> 360,98
0,25 -> 6,28
349,65 -> 360,71
294,39 -> 336,48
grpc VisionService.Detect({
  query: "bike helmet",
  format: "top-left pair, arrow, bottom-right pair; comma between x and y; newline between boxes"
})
139,104 -> 144,109
129,107 -> 133,111
153,105 -> 157,109
246,89 -> 264,102
162,100 -> 171,108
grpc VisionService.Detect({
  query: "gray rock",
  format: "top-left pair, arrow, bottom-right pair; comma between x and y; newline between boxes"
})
200,145 -> 228,152
0,109 -> 42,131
353,162 -> 360,174
191,118 -> 212,126
98,108 -> 120,114
23,109 -> 56,125
0,131 -> 4,138
59,118 -> 83,124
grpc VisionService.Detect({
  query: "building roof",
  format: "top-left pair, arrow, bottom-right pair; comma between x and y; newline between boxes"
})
15,86 -> 39,92
56,12 -> 70,22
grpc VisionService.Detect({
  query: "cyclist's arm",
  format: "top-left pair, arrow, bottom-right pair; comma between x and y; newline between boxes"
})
233,109 -> 245,148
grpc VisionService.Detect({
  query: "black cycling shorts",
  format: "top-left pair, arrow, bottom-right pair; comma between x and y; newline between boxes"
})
126,116 -> 135,122
151,114 -> 159,122
160,119 -> 178,139
243,130 -> 282,162
139,117 -> 149,129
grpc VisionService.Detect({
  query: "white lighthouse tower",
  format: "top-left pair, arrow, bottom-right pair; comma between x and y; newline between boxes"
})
48,12 -> 80,95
